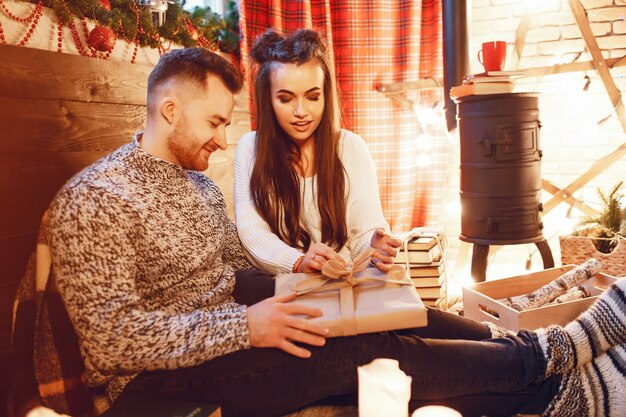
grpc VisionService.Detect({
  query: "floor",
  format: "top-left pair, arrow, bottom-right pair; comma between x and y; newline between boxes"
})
283,405 -> 357,417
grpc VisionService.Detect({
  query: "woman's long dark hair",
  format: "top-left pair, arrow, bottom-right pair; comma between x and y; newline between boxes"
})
249,29 -> 347,251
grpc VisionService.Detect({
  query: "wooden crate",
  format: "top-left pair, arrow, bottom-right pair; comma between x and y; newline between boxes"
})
463,265 -> 617,332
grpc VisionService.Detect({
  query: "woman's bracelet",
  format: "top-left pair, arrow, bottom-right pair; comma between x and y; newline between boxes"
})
292,254 -> 306,272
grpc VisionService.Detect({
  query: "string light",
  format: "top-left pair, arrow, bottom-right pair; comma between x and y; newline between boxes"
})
416,154 -> 431,168
415,106 -> 442,126
446,201 -> 461,216
415,133 -> 434,151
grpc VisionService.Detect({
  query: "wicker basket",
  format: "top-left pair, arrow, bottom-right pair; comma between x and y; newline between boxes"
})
560,236 -> 626,277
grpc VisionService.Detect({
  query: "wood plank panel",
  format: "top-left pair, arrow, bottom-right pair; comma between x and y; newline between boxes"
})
0,97 -> 145,152
0,44 -> 152,105
0,45 -> 251,416
0,46 -> 154,417
0,151 -> 114,237
1,348 -> 11,417
0,233 -> 37,289
1,233 -> 37,289
0,279 -> 21,351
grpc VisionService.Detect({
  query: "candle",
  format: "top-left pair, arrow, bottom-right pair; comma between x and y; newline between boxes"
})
358,358 -> 412,417
412,405 -> 463,417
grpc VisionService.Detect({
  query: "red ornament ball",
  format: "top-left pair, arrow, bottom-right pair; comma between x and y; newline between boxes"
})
188,27 -> 199,41
88,25 -> 116,52
99,0 -> 111,11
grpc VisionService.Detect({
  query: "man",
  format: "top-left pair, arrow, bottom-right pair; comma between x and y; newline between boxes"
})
48,48 -> 626,417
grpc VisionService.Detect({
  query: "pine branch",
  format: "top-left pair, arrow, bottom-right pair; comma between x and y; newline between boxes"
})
576,181 -> 625,253
26,0 -> 239,57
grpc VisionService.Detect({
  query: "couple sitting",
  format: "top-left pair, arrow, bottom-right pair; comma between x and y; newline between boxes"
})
35,29 -> 626,417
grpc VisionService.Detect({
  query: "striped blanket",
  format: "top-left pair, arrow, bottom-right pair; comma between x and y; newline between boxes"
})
9,214 -> 104,417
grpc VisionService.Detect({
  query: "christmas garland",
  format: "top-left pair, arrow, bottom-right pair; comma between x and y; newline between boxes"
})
17,0 -> 240,59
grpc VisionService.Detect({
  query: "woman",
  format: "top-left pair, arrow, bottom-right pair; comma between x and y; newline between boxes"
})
232,28 -> 493,342
234,28 -> 400,276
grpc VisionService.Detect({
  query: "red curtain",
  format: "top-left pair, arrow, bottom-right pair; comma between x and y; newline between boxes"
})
240,0 -> 448,232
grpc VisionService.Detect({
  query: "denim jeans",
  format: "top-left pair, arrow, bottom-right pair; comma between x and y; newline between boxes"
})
122,330 -> 556,416
119,270 -> 558,416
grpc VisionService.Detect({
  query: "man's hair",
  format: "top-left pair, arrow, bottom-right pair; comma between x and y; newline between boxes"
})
147,48 -> 243,104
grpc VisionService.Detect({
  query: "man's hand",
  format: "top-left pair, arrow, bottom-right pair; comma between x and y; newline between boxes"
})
370,228 -> 402,272
247,292 -> 329,358
298,242 -> 345,273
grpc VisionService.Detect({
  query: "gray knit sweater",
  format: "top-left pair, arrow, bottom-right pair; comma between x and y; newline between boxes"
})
48,135 -> 253,399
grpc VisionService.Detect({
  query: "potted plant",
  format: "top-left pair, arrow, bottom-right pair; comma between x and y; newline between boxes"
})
559,181 -> 626,277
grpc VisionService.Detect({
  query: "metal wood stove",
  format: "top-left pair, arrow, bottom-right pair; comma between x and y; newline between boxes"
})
456,93 -> 554,282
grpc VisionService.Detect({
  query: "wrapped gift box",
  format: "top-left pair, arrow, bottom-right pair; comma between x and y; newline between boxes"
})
275,267 -> 427,337
463,265 -> 618,332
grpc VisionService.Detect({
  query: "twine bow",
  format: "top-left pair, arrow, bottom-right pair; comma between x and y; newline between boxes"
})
320,247 -> 376,285
293,247 -> 409,295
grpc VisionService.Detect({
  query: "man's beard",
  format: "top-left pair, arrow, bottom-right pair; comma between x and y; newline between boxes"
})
167,118 -> 205,171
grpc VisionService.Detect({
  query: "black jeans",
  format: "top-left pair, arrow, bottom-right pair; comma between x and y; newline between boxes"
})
119,270 -> 559,416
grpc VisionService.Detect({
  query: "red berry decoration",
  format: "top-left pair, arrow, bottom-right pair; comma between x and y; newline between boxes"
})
88,25 -> 116,52
99,0 -> 111,11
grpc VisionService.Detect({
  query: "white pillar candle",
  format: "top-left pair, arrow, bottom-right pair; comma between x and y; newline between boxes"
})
358,358 -> 412,417
412,405 -> 463,417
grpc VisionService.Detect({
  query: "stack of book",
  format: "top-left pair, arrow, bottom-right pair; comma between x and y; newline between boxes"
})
395,231 -> 448,308
450,70 -> 525,99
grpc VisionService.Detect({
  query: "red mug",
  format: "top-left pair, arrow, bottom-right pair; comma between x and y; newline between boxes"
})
478,41 -> 507,72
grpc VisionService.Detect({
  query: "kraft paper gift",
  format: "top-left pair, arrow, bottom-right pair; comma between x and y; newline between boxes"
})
275,249 -> 427,337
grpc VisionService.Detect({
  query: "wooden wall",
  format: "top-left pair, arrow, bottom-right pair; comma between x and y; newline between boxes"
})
0,44 -> 150,416
0,44 -> 250,416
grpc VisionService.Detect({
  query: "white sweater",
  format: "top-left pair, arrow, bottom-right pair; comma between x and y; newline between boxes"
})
234,129 -> 389,275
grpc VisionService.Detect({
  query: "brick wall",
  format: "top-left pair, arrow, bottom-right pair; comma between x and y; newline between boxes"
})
445,0 -> 625,282
472,0 -> 625,204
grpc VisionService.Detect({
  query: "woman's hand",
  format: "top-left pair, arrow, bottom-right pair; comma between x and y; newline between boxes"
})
370,228 -> 402,272
297,242 -> 345,273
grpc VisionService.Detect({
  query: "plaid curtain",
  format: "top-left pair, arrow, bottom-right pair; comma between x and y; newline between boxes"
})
240,0 -> 448,231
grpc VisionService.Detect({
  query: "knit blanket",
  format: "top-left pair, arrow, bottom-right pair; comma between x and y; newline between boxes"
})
9,213 -> 105,417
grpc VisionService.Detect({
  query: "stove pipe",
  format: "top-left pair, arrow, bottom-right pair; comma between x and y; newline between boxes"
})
443,0 -> 470,131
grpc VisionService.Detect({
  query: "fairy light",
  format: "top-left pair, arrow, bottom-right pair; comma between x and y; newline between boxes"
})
415,133 -> 434,151
416,154 -> 431,168
415,106 -> 442,126
446,200 -> 462,216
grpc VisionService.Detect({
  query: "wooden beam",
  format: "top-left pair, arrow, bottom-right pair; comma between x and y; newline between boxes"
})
512,10 -> 532,69
376,78 -> 442,93
373,54 -> 626,94
541,179 -> 601,217
378,92 -> 415,111
542,142 -> 626,214
568,0 -> 626,134
523,56 -> 626,78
